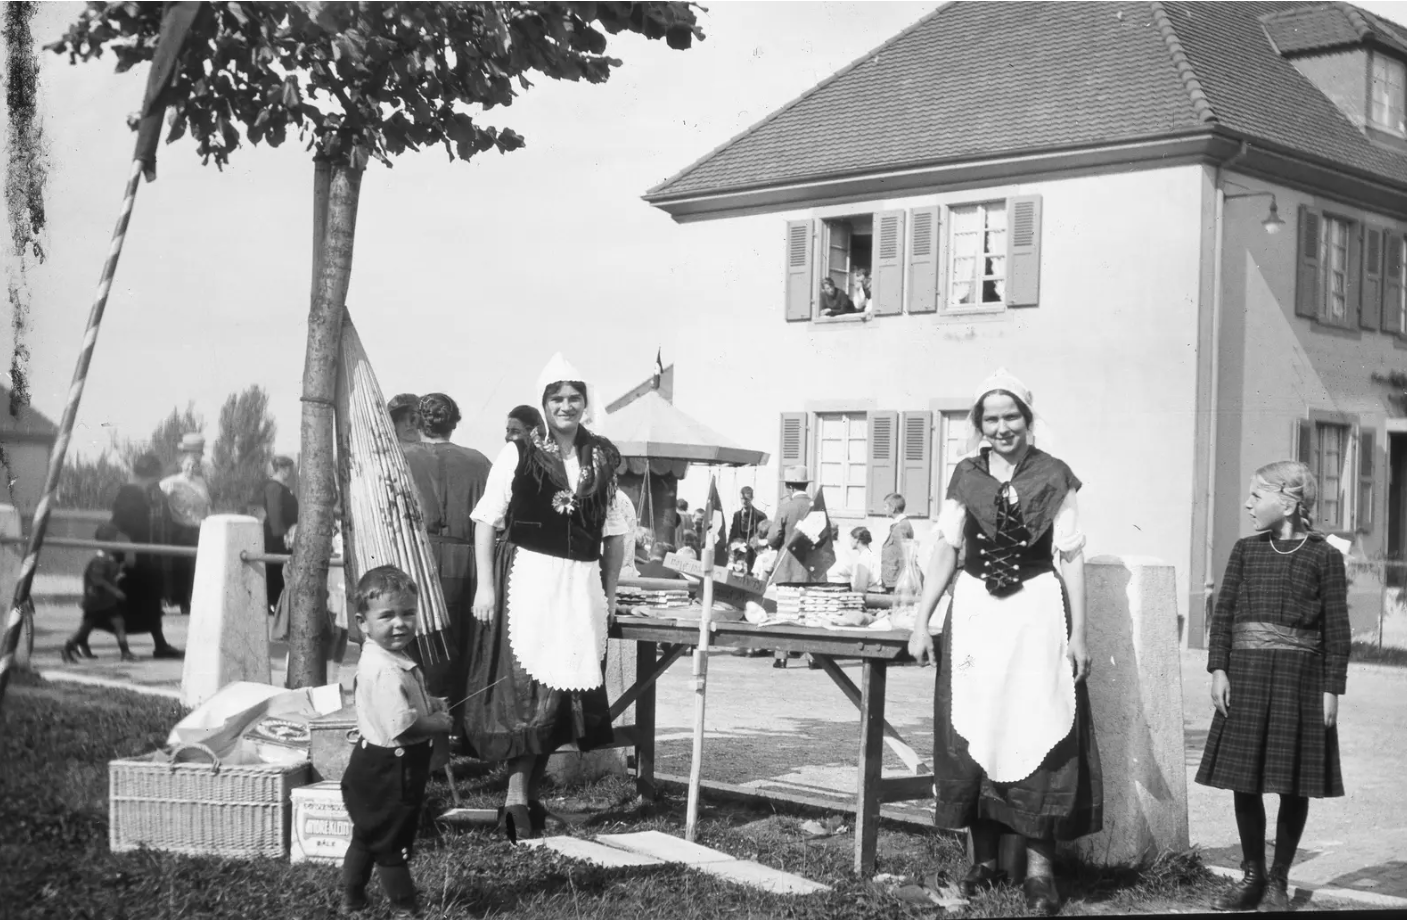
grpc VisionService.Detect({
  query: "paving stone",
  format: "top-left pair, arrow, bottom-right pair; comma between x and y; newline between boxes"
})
521,836 -> 666,868
594,830 -> 736,865
696,857 -> 829,895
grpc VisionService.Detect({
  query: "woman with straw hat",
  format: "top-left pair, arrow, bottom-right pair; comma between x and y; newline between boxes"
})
466,353 -> 630,841
160,432 -> 210,615
907,370 -> 1100,916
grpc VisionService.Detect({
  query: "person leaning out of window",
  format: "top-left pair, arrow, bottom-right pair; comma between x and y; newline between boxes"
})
819,277 -> 857,316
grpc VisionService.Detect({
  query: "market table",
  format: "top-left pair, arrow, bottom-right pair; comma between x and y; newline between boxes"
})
598,615 -> 932,874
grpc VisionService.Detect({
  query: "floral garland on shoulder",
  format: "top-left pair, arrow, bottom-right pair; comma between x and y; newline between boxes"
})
526,426 -> 621,518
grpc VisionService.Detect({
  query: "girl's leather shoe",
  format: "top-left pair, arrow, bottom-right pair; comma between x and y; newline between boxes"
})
1213,860 -> 1266,911
1258,865 -> 1291,912
958,862 -> 1007,897
1023,875 -> 1061,915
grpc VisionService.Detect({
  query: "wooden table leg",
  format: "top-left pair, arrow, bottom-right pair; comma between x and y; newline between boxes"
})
635,640 -> 657,802
855,658 -> 887,876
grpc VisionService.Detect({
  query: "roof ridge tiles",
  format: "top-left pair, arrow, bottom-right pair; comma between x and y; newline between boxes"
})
643,2 -> 956,200
1334,1 -> 1374,38
1150,1 -> 1218,125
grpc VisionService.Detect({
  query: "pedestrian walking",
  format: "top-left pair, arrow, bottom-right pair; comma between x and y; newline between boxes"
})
1195,460 -> 1350,913
110,453 -> 184,659
159,432 -> 210,614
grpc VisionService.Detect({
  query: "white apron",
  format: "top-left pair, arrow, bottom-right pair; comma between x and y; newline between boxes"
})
948,569 -> 1076,783
505,546 -> 609,692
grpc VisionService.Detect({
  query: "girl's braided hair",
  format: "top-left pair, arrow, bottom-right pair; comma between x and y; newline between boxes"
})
418,393 -> 461,438
1255,460 -> 1318,533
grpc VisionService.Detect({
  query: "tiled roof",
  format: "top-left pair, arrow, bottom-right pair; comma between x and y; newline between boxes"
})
1262,4 -> 1364,54
1172,1 -> 1407,185
646,1 -> 1407,203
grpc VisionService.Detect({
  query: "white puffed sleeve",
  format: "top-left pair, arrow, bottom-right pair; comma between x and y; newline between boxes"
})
603,487 -> 632,539
935,499 -> 967,550
1052,488 -> 1086,559
470,442 -> 520,530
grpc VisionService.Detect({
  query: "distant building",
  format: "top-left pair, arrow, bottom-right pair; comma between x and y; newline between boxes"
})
0,385 -> 57,517
646,1 -> 1407,646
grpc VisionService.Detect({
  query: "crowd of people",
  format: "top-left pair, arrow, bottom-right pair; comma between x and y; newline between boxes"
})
61,359 -> 1349,918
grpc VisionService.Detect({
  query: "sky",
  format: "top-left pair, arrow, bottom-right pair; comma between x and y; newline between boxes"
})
5,0 -> 1407,475
2,0 -> 945,464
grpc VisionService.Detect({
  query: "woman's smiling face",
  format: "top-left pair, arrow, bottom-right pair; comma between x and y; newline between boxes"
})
979,393 -> 1029,457
544,384 -> 586,433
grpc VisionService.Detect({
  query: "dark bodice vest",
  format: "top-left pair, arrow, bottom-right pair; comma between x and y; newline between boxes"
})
960,483 -> 1057,597
505,441 -> 609,563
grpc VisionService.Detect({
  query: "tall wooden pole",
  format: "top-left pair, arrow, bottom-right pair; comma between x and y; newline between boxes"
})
288,158 -> 359,688
684,477 -> 719,841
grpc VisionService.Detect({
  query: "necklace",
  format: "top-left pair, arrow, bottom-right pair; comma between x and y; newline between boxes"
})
1270,534 -> 1309,555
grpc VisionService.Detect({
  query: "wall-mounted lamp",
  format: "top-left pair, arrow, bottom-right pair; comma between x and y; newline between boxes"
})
1223,188 -> 1286,235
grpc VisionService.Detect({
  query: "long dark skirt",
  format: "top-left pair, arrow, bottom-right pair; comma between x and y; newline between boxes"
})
1195,647 -> 1343,797
116,561 -> 165,636
932,600 -> 1103,841
407,540 -> 475,722
459,539 -> 613,762
166,524 -> 200,611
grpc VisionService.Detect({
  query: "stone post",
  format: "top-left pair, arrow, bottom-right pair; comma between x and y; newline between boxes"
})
1062,555 -> 1189,866
181,515 -> 269,708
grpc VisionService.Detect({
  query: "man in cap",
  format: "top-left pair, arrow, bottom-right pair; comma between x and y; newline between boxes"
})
160,432 -> 211,615
388,393 -> 421,444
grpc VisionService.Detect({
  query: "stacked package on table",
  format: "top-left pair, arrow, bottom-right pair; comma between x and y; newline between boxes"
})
617,586 -> 692,609
773,585 -> 870,628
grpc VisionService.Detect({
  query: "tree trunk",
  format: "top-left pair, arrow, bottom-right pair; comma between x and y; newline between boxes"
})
288,159 -> 362,688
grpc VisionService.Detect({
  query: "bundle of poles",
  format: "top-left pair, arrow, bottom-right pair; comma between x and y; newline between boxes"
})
334,314 -> 452,662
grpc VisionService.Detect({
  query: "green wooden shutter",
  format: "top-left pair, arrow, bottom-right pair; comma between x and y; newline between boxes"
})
1362,227 -> 1384,330
1385,232 -> 1405,334
906,206 -> 941,314
1295,207 -> 1322,319
1357,427 -> 1376,534
1345,221 -> 1363,329
872,210 -> 905,316
866,411 -> 898,514
1296,418 -> 1316,471
899,410 -> 934,518
1006,195 -> 1042,307
785,220 -> 814,322
778,412 -> 810,500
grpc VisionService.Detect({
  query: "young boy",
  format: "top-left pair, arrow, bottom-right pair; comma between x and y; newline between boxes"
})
62,523 -> 130,663
340,566 -> 452,916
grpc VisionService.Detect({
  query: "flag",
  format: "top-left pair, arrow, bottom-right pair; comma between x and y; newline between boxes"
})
652,348 -> 665,389
705,477 -> 728,566
784,486 -> 836,579
133,2 -> 208,181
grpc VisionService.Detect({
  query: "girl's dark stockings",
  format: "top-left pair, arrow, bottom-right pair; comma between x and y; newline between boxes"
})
1234,792 -> 1310,870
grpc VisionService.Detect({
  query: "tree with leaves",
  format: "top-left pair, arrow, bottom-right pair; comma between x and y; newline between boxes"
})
51,1 -> 703,687
135,402 -> 204,475
208,384 -> 277,515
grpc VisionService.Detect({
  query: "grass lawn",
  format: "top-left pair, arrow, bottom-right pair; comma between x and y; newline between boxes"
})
1349,640 -> 1407,668
4,670 -> 1240,919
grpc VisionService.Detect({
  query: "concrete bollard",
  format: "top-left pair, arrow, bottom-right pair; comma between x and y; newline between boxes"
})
0,505 -> 23,668
1062,555 -> 1189,866
181,515 -> 269,708
546,636 -> 635,784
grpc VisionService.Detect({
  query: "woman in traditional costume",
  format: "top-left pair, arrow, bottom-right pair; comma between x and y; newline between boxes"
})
466,353 -> 629,841
110,453 -> 184,659
908,370 -> 1100,916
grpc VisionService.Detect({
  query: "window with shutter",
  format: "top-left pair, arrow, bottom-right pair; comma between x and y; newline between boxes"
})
872,210 -> 905,316
1006,195 -> 1043,307
1296,417 -> 1316,469
1321,215 -> 1353,327
816,412 -> 868,515
1357,427 -> 1377,534
777,412 -> 810,500
907,206 -> 941,314
785,221 -> 814,322
1385,233 -> 1407,335
866,412 -> 898,514
1363,227 -> 1384,330
1314,422 -> 1350,529
899,411 -> 934,517
1296,207 -> 1322,319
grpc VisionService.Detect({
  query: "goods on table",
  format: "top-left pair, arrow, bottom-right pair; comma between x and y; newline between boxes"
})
774,585 -> 871,627
109,743 -> 310,858
617,586 -> 691,609
335,314 -> 452,660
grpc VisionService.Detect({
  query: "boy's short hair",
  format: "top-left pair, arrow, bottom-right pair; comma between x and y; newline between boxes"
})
354,565 -> 419,614
94,522 -> 120,543
740,486 -> 754,499
885,493 -> 906,513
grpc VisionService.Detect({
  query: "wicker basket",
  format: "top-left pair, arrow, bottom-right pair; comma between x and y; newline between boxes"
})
109,743 -> 311,858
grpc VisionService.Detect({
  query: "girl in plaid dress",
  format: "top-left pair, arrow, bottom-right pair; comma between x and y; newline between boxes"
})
1196,461 -> 1350,912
